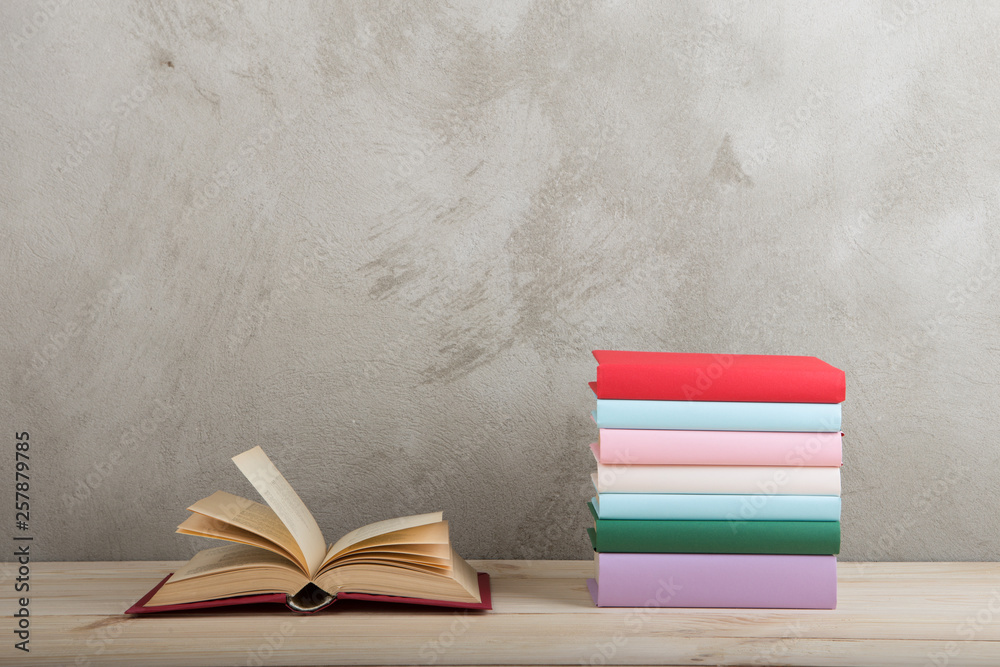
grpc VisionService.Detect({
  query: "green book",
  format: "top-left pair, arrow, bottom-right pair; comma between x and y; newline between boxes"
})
587,501 -> 840,555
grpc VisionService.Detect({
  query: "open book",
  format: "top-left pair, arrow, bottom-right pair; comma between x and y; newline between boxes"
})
127,446 -> 489,613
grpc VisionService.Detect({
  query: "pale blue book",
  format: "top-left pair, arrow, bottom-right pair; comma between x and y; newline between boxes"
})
591,399 -> 841,431
592,493 -> 842,521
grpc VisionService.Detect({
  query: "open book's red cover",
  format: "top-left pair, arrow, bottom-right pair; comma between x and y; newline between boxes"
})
125,572 -> 492,614
592,350 -> 846,403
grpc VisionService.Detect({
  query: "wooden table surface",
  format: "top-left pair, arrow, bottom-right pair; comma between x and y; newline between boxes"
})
3,560 -> 1000,666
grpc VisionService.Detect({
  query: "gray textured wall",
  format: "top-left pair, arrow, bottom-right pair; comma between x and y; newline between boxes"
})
2,1 -> 998,563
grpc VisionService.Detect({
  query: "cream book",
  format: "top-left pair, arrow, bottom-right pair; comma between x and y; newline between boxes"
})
127,446 -> 490,613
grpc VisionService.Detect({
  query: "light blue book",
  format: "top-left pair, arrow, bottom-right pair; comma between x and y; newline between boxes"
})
591,399 -> 841,431
592,493 -> 842,522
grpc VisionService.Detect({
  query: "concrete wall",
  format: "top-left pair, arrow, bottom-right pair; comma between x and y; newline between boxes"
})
3,0 -> 998,562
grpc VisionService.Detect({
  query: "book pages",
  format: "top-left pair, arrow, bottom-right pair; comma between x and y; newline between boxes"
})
177,512 -> 304,572
232,446 -> 327,577
169,544 -> 300,582
324,512 -> 444,563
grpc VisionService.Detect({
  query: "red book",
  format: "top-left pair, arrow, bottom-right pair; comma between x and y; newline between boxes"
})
592,350 -> 845,403
126,572 -> 492,614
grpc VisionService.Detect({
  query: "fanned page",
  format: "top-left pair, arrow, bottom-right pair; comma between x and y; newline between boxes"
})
314,546 -> 482,604
330,554 -> 451,573
168,543 -> 302,583
341,542 -> 452,565
177,513 -> 303,573
323,512 -> 444,566
232,447 -> 327,577
179,490 -> 308,573
320,532 -> 451,572
146,544 -> 309,607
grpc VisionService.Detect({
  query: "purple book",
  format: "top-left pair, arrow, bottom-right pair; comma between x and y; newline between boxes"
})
588,553 -> 837,609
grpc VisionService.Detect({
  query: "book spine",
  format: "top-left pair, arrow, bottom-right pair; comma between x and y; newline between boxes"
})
593,400 -> 842,431
589,554 -> 837,608
597,363 -> 846,403
596,429 -> 843,466
593,493 -> 842,521
592,460 -> 842,495
591,516 -> 842,555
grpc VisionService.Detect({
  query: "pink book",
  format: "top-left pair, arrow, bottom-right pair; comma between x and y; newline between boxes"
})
589,553 -> 836,609
596,429 -> 843,466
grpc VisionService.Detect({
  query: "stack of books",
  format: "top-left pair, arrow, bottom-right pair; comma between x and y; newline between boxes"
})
585,351 -> 845,609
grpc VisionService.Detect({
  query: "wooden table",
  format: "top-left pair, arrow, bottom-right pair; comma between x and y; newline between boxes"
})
5,560 -> 1000,666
